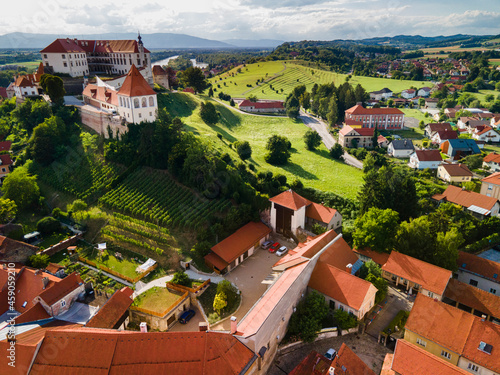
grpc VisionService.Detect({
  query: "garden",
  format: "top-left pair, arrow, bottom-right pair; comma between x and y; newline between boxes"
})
197,280 -> 241,324
132,286 -> 185,314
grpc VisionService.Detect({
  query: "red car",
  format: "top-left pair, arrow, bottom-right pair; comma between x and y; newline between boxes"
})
269,242 -> 280,253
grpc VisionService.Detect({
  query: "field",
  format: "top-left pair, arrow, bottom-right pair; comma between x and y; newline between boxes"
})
160,92 -> 364,199
79,245 -> 143,280
210,61 -> 429,100
133,287 -> 184,313
489,59 -> 500,66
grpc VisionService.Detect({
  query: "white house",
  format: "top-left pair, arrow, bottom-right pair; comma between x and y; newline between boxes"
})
483,153 -> 500,172
457,251 -> 500,295
409,150 -> 443,169
472,126 -> 500,143
387,139 -> 415,158
417,87 -> 431,97
401,89 -> 416,99
369,88 -> 393,101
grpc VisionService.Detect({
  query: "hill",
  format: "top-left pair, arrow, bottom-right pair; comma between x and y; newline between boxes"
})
221,39 -> 284,48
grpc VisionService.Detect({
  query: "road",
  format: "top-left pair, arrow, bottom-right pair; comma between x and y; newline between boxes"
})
299,111 -> 363,169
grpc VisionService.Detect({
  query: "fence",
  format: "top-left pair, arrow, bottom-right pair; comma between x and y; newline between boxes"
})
39,234 -> 82,256
78,256 -> 157,283
130,291 -> 188,318
166,279 -> 210,295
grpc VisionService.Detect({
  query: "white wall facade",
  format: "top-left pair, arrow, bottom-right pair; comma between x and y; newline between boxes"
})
458,357 -> 498,375
456,270 -> 500,295
14,85 -> 37,98
42,52 -> 89,77
291,206 -> 306,234
117,94 -> 157,124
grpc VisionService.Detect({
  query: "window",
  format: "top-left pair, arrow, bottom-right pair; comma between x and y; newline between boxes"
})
61,300 -> 66,307
142,97 -> 147,107
62,54 -> 66,59
2,168 -> 5,172
329,300 -> 335,309
488,184 -> 493,190
44,54 -> 47,58
416,338 -> 426,347
490,288 -> 497,295
427,291 -> 434,298
468,363 -> 479,372
149,96 -> 154,106
134,98 -> 140,108
149,112 -> 152,116
441,350 -> 451,360
63,62 -> 67,67
138,113 -> 142,118
469,279 -> 478,287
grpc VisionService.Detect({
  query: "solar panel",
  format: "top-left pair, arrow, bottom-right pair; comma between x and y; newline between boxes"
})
478,341 -> 493,354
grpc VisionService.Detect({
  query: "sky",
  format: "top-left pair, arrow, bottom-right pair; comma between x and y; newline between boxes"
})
1,0 -> 499,41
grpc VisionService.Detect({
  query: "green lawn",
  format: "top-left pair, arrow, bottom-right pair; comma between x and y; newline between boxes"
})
471,89 -> 499,104
134,287 -> 184,313
39,232 -> 71,250
161,92 -> 363,199
80,247 -> 142,279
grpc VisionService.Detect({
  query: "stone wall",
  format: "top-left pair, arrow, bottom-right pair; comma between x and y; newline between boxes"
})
80,106 -> 128,138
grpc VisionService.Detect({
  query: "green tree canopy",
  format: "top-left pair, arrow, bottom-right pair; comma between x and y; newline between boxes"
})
199,101 -> 219,125
28,115 -> 67,165
329,143 -> 343,160
179,67 -> 209,94
172,270 -> 191,287
28,254 -> 50,269
36,216 -> 61,235
12,99 -> 52,133
265,135 -> 291,165
288,291 -> 329,342
234,140 -> 252,160
353,207 -> 399,253
303,129 -> 322,150
0,198 -> 17,223
213,292 -> 227,315
1,167 -> 40,209
40,74 -> 66,103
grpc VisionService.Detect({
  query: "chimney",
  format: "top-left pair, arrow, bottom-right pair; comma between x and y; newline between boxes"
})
199,322 -> 208,332
140,322 -> 147,333
230,316 -> 237,334
42,277 -> 49,289
481,315 -> 487,321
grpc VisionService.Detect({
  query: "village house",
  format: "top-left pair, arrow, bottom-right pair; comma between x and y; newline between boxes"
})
431,129 -> 458,144
456,251 -> 500,295
481,172 -> 500,199
401,89 -> 416,99
11,62 -> 45,100
417,87 -> 432,97
490,116 -> 500,129
151,65 -> 170,90
330,344 -> 376,375
432,185 -> 500,218
238,100 -> 285,113
0,153 -> 13,182
424,122 -> 454,138
0,235 -> 38,263
269,190 -> 342,237
472,125 -> 500,143
408,150 -> 443,169
353,247 -> 390,267
344,105 -> 405,130
424,98 -> 439,109
483,153 -> 500,172
369,88 -> 393,101
387,139 -> 414,158
377,135 -> 389,148
436,163 -> 472,183
440,139 -> 481,159
85,287 -> 134,329
381,251 -> 452,300
338,125 -> 374,148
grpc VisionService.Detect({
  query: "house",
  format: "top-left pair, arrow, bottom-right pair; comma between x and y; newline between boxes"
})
440,139 -> 481,159
40,35 -> 152,81
204,221 -> 271,274
436,163 -> 472,183
269,190 -> 342,237
369,88 -> 393,101
81,65 -> 158,137
44,262 -> 66,278
0,154 -> 13,181
382,251 -> 452,300
344,105 -> 405,130
417,87 -> 432,97
0,87 -> 7,99
408,150 -> 443,169
353,247 -> 390,267
424,98 -> 439,108
377,134 -> 389,148
331,344 -> 376,375
85,287 -> 133,329
238,100 -> 285,113
483,153 -> 500,172
456,251 -> 500,295
424,122 -> 453,138
5,82 -> 15,99
401,89 -> 416,99
481,172 -> 500,199
387,139 -> 414,158
308,260 -> 377,319
289,351 -> 332,375
472,125 -> 500,143
431,129 -> 458,144
432,185 -> 500,218
490,116 -> 500,129
338,125 -> 374,148
151,65 -> 170,90
0,235 -> 38,263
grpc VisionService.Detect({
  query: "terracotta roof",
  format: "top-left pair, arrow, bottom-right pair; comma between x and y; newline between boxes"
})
289,351 -> 332,375
37,272 -> 83,306
14,76 -> 35,88
82,84 -> 118,106
0,141 -> 11,152
434,130 -> 458,140
413,149 -> 442,162
461,318 -> 500,373
431,185 -> 498,211
208,221 -> 271,264
439,163 -> 472,177
0,342 -> 37,374
45,262 -> 64,275
332,343 -> 376,375
239,100 -> 284,109
339,125 -> 355,136
204,251 -> 229,271
482,171 -> 500,186
353,247 -> 390,266
118,65 -> 156,97
14,302 -> 50,324
0,87 -> 7,98
269,189 -> 311,211
0,321 -> 82,346
309,261 -> 376,311
382,251 -> 451,295
40,38 -> 150,54
152,65 -> 167,75
344,118 -> 363,126
405,294 -> 475,354
305,202 -> 337,224
381,354 -> 395,375
377,135 -> 388,143
345,105 -> 403,115
319,236 -> 359,274
483,153 -> 500,164
0,154 -> 13,166
476,126 -> 498,136
85,287 -> 133,329
458,251 -> 500,283
391,340 -> 469,375
444,278 -> 500,319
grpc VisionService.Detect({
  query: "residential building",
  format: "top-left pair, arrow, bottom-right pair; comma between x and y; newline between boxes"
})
0,153 -> 13,181
152,65 -> 170,89
0,87 -> 7,99
269,190 -> 342,237
437,163 -> 472,183
369,88 -> 393,100
204,221 -> 271,274
424,122 -> 453,137
483,153 -> 500,172
377,135 -> 389,148
440,139 -> 481,159
472,126 -> 500,143
0,235 -> 38,263
401,89 -> 416,99
424,98 -> 439,108
331,344 -> 376,375
238,100 -> 285,113
353,247 -> 390,267
11,62 -> 45,100
344,105 -> 404,130
481,172 -> 500,199
432,185 -> 500,218
381,251 -> 452,300
409,150 -> 442,169
289,351 -> 332,375
417,87 -> 432,97
338,125 -> 374,148
85,287 -> 133,329
431,129 -> 458,144
457,251 -> 500,295
387,139 -> 414,158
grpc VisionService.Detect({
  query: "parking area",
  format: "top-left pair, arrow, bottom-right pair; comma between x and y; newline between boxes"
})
168,305 -> 206,332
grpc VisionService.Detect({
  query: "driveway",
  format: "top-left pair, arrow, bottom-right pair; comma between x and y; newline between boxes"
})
168,304 -> 206,332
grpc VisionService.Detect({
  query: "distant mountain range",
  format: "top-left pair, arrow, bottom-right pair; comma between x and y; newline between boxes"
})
0,32 -> 284,50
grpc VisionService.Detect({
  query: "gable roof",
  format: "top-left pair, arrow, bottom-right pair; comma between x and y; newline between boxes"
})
461,318 -> 500,373
353,247 -> 390,266
269,189 -> 311,211
482,171 -> 500,186
289,351 -> 332,375
458,251 -> 500,283
382,251 -> 451,295
37,272 -> 83,306
371,88 -> 392,94
413,149 -> 442,162
390,139 -> 414,150
345,105 -> 403,115
476,125 -> 498,136
0,141 -> 11,152
309,261 -> 376,311
340,125 -> 374,137
432,185 -> 498,211
435,129 -> 458,140
305,202 -> 337,224
82,84 -> 118,106
118,65 -> 156,97
0,154 -> 13,166
41,38 -> 150,54
483,153 -> 500,164
152,65 -> 167,75
405,294 -> 475,354
239,100 -> 284,109
444,139 -> 481,154
14,302 -> 51,324
439,163 -> 472,177
14,76 -> 36,88
85,287 -> 133,329
332,343 -> 376,375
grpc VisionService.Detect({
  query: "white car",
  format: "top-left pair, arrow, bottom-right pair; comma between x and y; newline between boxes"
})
275,246 -> 288,256
324,348 -> 337,360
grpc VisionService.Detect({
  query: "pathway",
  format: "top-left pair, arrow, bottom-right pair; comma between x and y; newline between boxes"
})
76,261 -> 133,287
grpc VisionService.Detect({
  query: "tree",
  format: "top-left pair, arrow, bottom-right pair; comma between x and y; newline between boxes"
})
1,167 -> 40,209
0,198 -> 17,223
172,270 -> 191,287
179,67 -> 209,94
333,309 -> 358,330
199,101 -> 218,125
463,154 -> 483,170
246,94 -> 258,102
28,254 -> 50,269
265,135 -> 291,165
329,143 -> 343,160
326,94 -> 338,126
366,273 -> 388,303
36,216 -> 61,235
300,91 -> 311,111
230,99 -> 235,107
29,115 -> 67,165
80,132 -> 98,153
285,93 -> 300,119
208,87 -> 214,97
311,223 -> 327,235
67,199 -> 87,213
359,260 -> 382,279
216,280 -> 238,308
12,99 -> 52,133
213,292 -> 227,315
353,207 -> 399,253
288,291 -> 328,342
40,74 -> 65,103
234,140 -> 252,160
418,120 -> 425,130
304,129 -> 322,150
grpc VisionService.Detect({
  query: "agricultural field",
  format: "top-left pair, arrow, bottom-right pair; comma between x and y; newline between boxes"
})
489,59 -> 500,66
210,61 -> 429,100
160,92 -> 364,199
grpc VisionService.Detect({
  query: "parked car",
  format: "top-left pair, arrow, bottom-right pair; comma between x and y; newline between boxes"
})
179,309 -> 196,324
269,242 -> 280,253
261,240 -> 273,250
324,348 -> 337,360
276,246 -> 288,256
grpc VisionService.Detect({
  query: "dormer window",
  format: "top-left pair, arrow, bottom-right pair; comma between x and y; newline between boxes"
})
22,301 -> 27,308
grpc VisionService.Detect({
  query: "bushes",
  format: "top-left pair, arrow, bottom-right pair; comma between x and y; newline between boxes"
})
304,130 -> 322,150
234,140 -> 252,160
288,291 -> 329,342
265,135 -> 291,165
27,253 -> 50,269
329,143 -> 343,160
171,270 -> 191,287
36,216 -> 61,235
383,310 -> 409,334
200,101 -> 219,125
333,309 -> 358,330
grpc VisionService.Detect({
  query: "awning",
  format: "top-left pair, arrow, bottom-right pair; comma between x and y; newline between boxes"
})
468,205 -> 491,216
204,252 -> 228,271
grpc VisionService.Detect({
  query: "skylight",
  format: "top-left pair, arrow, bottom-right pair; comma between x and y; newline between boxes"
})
478,341 -> 492,355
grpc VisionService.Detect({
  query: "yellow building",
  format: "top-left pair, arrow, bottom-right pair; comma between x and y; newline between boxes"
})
437,163 -> 473,183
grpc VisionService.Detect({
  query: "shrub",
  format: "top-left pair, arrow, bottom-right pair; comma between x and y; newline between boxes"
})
234,140 -> 252,160
265,135 -> 291,165
171,270 -> 191,287
27,253 -> 50,269
311,223 -> 327,235
304,130 -> 322,150
216,280 -> 238,308
36,216 -> 61,235
333,309 -> 358,330
329,143 -> 343,160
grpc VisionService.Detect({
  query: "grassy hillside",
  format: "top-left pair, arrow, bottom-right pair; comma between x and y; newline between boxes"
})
210,61 -> 429,100
161,92 -> 364,199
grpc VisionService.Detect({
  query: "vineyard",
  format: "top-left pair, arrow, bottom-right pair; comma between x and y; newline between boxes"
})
99,167 -> 232,230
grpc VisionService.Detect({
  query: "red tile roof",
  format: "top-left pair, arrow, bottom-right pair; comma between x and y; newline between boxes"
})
332,343 -> 376,375
45,262 -> 64,274
345,105 -> 403,115
458,251 -> 500,283
339,125 -> 374,137
382,251 -> 451,295
414,149 -> 442,162
391,340 -> 469,375
432,185 -> 498,211
239,100 -> 284,109
0,342 -> 37,375
289,351 -> 332,375
305,202 -> 337,224
85,287 -> 133,329
427,122 -> 453,133
37,272 -> 83,306
476,125 -> 498,136
435,130 -> 458,140
484,153 -> 500,164
0,87 -> 7,98
481,171 -> 500,186
0,141 -> 11,152
344,118 -> 363,126
353,247 -> 390,266
40,38 -> 150,54
152,65 -> 167,75
270,189 -> 311,211
82,84 -> 118,106
462,318 -> 500,373
0,154 -> 12,166
405,294 -> 475,354
118,64 -> 156,97
14,76 -> 35,88
208,221 -> 271,264
14,302 -> 50,324
309,261 -> 376,311
439,163 -> 472,177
